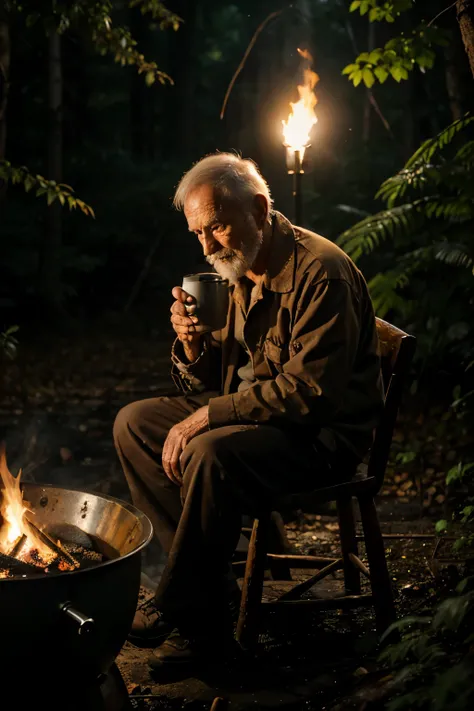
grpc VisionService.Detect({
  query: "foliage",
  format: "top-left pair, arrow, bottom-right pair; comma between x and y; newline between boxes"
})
337,115 -> 474,365
1,0 -> 179,217
6,1 -> 181,85
0,326 -> 18,361
0,161 -> 94,216
349,0 -> 413,23
436,384 -> 474,550
87,1 -> 179,86
344,0 -> 448,87
379,578 -> 474,710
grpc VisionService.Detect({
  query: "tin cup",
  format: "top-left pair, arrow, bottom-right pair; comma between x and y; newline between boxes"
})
182,273 -> 229,332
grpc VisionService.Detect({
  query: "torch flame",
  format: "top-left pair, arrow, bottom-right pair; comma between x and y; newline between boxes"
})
282,48 -> 319,160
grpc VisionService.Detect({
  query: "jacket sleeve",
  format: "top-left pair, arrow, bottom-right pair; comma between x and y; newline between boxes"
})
207,278 -> 361,428
171,332 -> 222,394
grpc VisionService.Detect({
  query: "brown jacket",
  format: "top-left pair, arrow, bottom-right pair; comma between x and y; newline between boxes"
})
171,211 -> 383,460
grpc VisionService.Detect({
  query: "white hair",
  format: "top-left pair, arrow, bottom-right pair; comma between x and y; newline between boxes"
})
173,152 -> 273,212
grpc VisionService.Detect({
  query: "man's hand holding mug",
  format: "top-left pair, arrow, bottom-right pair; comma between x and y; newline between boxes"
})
170,286 -> 206,363
170,273 -> 229,363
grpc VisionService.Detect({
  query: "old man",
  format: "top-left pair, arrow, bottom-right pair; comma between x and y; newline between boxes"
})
113,153 -> 384,670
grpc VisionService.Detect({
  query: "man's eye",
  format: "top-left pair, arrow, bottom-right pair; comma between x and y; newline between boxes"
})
212,224 -> 224,232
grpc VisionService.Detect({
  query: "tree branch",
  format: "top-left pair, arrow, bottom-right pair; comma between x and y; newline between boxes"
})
220,9 -> 285,120
427,1 -> 459,28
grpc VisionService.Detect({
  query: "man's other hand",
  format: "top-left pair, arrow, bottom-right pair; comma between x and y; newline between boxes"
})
162,406 -> 209,485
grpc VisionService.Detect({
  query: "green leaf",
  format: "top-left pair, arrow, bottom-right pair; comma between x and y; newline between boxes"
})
374,65 -> 389,83
145,70 -> 155,86
47,190 -> 57,206
368,49 -> 382,64
390,65 -> 405,82
435,519 -> 448,533
23,174 -> 36,193
349,0 -> 361,10
352,70 -> 363,87
362,68 -> 375,88
342,63 -> 359,75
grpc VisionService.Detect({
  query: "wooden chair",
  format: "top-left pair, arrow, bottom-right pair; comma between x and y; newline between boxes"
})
235,318 -> 416,651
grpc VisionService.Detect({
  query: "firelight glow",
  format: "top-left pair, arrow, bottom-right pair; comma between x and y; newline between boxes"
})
282,48 -> 319,160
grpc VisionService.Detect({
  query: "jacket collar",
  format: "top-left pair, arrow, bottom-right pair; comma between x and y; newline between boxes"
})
262,211 -> 296,294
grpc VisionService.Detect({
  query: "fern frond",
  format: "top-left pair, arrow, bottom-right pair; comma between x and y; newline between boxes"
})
377,164 -> 443,207
368,271 -> 412,318
405,115 -> 474,169
424,196 -> 474,221
434,242 -> 474,273
338,199 -> 435,260
455,140 -> 474,163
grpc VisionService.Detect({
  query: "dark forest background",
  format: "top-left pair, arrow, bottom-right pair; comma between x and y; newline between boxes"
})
1,0 -> 472,345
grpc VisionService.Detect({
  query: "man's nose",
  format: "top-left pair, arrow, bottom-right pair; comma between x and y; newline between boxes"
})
201,230 -> 218,257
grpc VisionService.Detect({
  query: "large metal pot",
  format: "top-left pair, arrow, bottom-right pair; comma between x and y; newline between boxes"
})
0,483 -> 152,679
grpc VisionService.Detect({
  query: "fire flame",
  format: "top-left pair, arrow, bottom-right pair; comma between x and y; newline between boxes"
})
0,444 -> 54,563
282,48 -> 319,160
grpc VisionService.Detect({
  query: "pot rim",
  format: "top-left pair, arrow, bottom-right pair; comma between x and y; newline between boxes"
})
0,482 -> 153,583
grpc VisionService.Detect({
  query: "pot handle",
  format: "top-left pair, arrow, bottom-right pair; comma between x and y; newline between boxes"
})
61,602 -> 95,636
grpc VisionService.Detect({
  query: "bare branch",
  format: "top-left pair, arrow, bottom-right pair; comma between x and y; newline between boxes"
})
220,9 -> 285,120
427,1 -> 458,28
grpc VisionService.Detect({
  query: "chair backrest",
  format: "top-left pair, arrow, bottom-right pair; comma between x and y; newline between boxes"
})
367,318 -> 416,491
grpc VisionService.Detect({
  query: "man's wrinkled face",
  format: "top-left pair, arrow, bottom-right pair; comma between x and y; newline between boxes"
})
184,184 -> 263,284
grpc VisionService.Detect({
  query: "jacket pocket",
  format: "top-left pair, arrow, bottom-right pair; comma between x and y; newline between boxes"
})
263,340 -> 288,374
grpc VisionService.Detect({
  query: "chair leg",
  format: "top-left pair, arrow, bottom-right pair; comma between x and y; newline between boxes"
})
236,514 -> 270,652
337,496 -> 361,594
358,495 -> 396,635
267,511 -> 292,581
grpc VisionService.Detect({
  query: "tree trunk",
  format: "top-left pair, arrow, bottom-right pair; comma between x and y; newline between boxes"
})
39,31 -> 63,313
456,0 -> 474,79
0,2 -> 9,203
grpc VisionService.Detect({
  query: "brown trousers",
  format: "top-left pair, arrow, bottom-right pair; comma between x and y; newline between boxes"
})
113,392 -> 346,623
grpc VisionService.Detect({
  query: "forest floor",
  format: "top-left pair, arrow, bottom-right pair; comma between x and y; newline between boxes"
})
0,321 -> 471,710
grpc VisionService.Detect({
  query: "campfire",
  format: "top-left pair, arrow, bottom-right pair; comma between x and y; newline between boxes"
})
0,445 -> 103,578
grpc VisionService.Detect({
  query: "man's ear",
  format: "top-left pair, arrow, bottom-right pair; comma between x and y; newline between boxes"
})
252,194 -> 269,230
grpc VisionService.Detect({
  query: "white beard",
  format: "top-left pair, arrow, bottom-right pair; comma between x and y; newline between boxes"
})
206,233 -> 263,285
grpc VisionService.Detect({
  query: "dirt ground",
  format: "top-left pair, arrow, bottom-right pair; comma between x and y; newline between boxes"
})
0,324 -> 470,710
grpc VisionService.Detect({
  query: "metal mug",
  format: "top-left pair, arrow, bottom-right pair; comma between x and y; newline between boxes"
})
182,273 -> 229,332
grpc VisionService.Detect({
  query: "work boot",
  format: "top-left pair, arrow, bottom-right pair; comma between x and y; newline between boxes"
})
147,627 -> 246,672
128,590 -> 174,648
